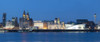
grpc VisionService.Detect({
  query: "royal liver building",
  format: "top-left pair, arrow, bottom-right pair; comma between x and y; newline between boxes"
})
19,11 -> 33,30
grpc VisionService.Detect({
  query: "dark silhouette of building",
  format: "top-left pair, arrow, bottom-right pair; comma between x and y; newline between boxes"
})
76,19 -> 88,24
2,13 -> 6,27
29,18 -> 33,27
85,21 -> 96,30
26,12 -> 33,27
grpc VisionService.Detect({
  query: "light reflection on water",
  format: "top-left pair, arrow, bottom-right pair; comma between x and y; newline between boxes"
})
0,32 -> 100,42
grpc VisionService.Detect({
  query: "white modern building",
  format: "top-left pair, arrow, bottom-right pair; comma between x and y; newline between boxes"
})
97,25 -> 100,29
65,24 -> 86,30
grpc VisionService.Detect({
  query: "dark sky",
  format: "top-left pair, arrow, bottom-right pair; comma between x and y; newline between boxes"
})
0,0 -> 100,23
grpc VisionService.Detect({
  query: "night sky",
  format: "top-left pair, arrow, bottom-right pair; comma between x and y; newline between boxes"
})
0,0 -> 100,23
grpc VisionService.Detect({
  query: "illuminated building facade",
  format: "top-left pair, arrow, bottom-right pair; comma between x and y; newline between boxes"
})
4,20 -> 14,29
46,18 -> 65,29
43,20 -> 54,29
47,23 -> 64,29
48,24 -> 62,29
34,21 -> 43,29
43,22 -> 48,29
97,25 -> 100,29
33,20 -> 64,30
65,24 -> 86,30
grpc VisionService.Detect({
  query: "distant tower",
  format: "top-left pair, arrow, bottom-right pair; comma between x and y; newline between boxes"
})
54,18 -> 57,24
26,12 -> 30,20
23,10 -> 26,18
57,18 -> 60,24
94,13 -> 96,24
2,13 -> 6,27
54,18 -> 60,24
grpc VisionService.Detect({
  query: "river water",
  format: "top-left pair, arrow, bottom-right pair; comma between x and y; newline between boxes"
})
0,32 -> 100,42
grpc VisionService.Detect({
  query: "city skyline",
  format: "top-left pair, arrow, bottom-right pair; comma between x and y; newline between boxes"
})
0,10 -> 98,23
0,10 -> 98,31
1,0 -> 100,42
0,0 -> 100,22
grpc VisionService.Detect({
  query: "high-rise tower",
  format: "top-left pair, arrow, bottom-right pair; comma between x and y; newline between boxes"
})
2,13 -> 6,27
94,13 -> 96,24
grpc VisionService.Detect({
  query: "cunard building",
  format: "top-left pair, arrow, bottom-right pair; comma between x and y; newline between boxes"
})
19,11 -> 33,30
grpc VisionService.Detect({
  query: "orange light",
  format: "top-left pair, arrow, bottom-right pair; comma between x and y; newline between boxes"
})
27,18 -> 29,20
43,27 -> 47,29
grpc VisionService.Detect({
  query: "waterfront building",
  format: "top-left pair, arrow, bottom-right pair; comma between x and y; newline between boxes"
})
86,21 -> 96,30
46,19 -> 64,29
76,19 -> 96,30
19,11 -> 33,30
43,22 -> 48,29
48,24 -> 62,29
2,13 -> 6,27
4,20 -> 14,29
47,23 -> 65,29
65,24 -> 86,30
42,20 -> 54,29
34,20 -> 43,29
33,20 -> 63,30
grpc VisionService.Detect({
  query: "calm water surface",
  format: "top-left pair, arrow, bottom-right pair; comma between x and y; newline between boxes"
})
0,32 -> 100,42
